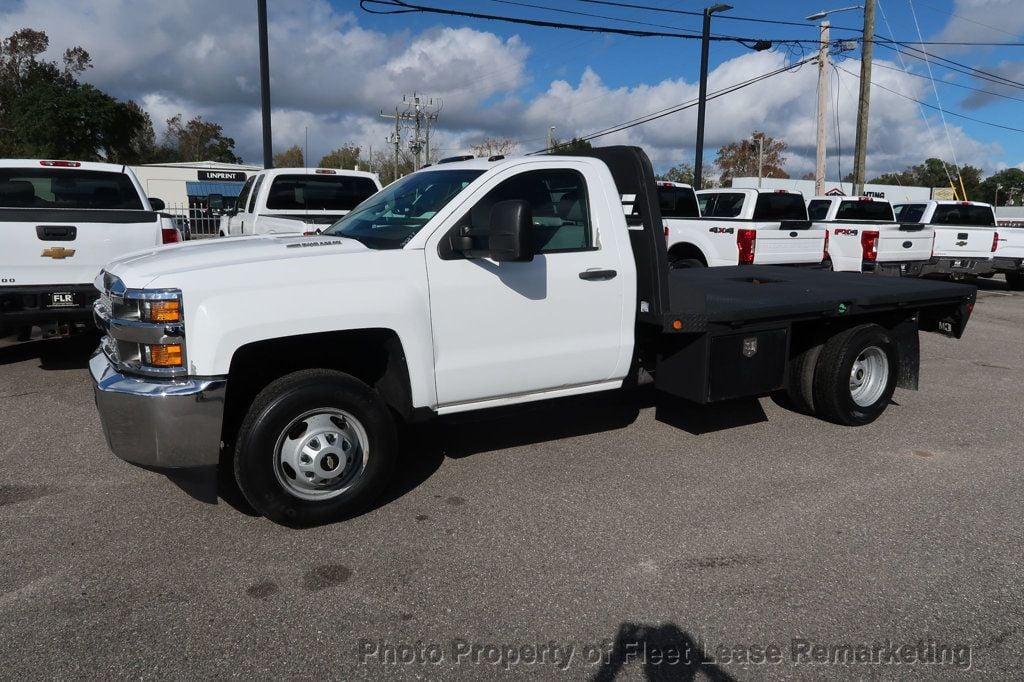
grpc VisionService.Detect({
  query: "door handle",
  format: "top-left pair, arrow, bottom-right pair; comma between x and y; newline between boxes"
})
579,269 -> 617,281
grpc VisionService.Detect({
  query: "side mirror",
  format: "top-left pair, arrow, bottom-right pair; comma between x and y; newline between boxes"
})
149,197 -> 165,211
488,200 -> 534,262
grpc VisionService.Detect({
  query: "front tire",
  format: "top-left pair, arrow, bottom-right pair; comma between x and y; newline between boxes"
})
812,324 -> 898,426
234,369 -> 397,525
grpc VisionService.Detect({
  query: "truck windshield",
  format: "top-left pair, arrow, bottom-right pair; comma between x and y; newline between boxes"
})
753,193 -> 807,220
265,174 -> 379,211
324,169 -> 485,249
835,200 -> 895,221
0,169 -> 143,210
658,187 -> 700,218
931,204 -> 995,226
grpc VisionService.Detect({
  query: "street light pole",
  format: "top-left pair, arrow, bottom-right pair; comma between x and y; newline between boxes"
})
814,21 -> 831,196
694,4 -> 732,191
852,0 -> 875,195
257,0 -> 273,169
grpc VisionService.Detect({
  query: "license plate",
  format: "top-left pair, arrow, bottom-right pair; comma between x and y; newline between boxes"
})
951,259 -> 971,269
47,291 -> 77,308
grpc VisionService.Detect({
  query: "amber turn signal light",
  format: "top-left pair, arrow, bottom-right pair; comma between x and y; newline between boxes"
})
147,344 -> 183,367
147,300 -> 181,323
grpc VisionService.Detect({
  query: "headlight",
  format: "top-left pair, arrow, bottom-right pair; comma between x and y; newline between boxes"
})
95,274 -> 187,378
141,299 -> 182,323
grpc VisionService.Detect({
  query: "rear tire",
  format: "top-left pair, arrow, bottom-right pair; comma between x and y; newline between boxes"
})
812,324 -> 897,426
784,342 -> 822,414
1006,272 -> 1024,291
234,369 -> 397,526
669,257 -> 706,270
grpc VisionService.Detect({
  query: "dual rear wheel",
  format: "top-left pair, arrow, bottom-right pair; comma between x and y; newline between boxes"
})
786,323 -> 898,426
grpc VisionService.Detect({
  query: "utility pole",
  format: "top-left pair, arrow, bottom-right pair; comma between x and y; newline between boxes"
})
852,0 -> 875,195
814,21 -> 831,196
380,107 -> 401,182
694,4 -> 733,191
401,93 -> 440,169
257,0 -> 273,169
756,135 -> 764,188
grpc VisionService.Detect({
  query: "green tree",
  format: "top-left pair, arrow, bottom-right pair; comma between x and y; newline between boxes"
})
978,168 -> 1024,206
319,144 -> 361,169
869,159 -> 982,200
548,136 -> 592,153
273,145 -> 305,168
0,28 -> 158,162
471,137 -> 517,157
657,162 -> 716,188
714,130 -> 788,186
161,114 -> 241,163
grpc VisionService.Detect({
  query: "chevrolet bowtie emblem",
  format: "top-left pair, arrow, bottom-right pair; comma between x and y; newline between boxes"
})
41,247 -> 76,259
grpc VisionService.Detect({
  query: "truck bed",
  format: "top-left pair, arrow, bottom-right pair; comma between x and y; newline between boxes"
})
663,265 -> 975,330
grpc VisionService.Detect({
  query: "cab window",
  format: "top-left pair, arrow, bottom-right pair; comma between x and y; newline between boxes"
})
466,169 -> 593,253
235,176 -> 255,213
807,200 -> 831,221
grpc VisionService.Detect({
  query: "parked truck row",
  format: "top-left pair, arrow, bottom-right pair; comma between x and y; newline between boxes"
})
662,183 -> 1020,287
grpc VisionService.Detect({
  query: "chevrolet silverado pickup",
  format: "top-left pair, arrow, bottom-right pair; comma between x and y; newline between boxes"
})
218,167 -> 382,237
90,147 -> 976,526
894,200 -> 998,279
806,195 -> 934,275
664,188 -> 827,268
992,225 -> 1024,290
0,159 -> 178,340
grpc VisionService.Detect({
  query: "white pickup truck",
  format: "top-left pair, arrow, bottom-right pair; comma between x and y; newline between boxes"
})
664,187 -> 827,268
893,200 -> 998,279
89,147 -> 976,526
0,159 -> 178,340
218,168 -> 381,237
993,224 -> 1024,290
806,196 -> 935,275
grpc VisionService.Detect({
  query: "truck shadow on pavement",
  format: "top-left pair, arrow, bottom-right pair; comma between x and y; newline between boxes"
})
0,333 -> 99,370
161,387 -> 769,519
592,621 -> 736,681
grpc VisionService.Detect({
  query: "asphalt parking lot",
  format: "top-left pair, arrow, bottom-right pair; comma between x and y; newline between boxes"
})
1,278 -> 1022,679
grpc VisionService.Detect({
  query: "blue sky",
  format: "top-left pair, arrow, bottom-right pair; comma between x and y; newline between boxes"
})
2,0 -> 1022,178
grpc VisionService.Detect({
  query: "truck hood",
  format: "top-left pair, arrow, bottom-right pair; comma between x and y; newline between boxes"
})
103,234 -> 371,287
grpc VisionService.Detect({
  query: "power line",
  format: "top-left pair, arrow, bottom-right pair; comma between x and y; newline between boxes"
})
572,0 -> 863,31
488,0 -> 703,35
871,61 -> 1024,104
361,0 -> 816,46
880,41 -> 1024,90
533,56 -> 816,153
835,64 -> 1024,134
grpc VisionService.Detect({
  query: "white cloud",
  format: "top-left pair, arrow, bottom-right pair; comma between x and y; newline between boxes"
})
0,0 -> 1008,175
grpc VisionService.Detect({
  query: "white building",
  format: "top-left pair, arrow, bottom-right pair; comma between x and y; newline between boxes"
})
730,176 -> 932,203
129,160 -> 262,214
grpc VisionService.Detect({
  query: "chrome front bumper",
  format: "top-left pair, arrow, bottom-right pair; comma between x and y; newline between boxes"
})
89,350 -> 227,468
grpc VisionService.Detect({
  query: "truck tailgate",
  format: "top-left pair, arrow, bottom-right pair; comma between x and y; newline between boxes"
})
1,208 -> 160,285
932,225 -> 996,259
877,225 -> 933,263
752,227 -> 825,265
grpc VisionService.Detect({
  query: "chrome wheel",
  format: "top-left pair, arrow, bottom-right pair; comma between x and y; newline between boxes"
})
848,346 -> 889,407
273,408 -> 369,501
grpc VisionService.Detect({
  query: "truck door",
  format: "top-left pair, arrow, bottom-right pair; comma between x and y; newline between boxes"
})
424,165 -> 629,407
228,175 -> 255,235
